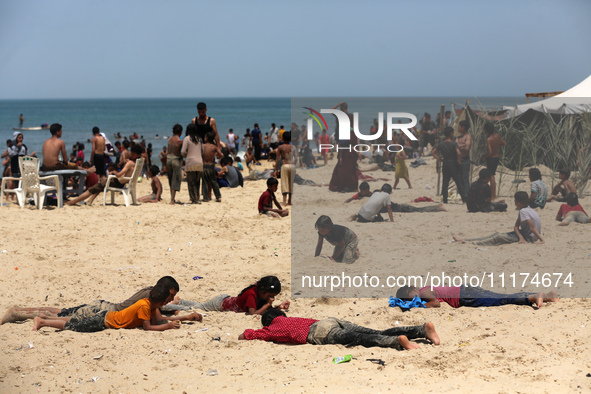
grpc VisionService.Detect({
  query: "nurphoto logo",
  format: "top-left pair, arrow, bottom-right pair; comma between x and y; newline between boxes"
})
304,107 -> 418,153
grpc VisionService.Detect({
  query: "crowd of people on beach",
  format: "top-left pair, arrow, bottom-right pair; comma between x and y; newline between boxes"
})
1,100 -> 588,353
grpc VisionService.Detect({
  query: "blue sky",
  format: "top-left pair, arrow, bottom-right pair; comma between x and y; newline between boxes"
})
1,0 -> 590,99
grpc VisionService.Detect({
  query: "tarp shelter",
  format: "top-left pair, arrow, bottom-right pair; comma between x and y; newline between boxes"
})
502,74 -> 591,118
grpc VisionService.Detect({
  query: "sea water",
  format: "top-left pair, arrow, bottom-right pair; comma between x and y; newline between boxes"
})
0,97 -> 526,162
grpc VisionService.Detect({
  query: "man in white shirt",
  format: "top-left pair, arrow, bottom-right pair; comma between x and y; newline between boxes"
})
354,184 -> 394,223
269,123 -> 279,150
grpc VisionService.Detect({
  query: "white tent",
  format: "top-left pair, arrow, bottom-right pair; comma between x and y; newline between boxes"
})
503,74 -> 591,118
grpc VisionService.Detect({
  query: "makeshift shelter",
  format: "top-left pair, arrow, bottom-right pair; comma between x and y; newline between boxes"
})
452,75 -> 591,195
502,74 -> 591,118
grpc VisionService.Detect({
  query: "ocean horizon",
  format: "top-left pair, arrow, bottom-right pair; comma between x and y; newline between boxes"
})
1,97 -> 527,163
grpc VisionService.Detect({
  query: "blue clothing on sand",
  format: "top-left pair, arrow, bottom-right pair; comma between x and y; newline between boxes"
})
388,295 -> 427,311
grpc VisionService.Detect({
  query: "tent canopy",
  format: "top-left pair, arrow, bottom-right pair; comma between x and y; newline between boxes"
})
503,74 -> 591,118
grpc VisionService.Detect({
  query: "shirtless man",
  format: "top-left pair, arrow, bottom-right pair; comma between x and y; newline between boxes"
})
66,145 -> 143,206
41,124 -> 88,171
201,131 -> 223,202
456,120 -> 472,198
90,126 -> 106,177
548,169 -> 577,202
483,122 -> 506,200
119,140 -> 131,169
167,124 -> 183,205
272,131 -> 295,206
192,102 -> 221,148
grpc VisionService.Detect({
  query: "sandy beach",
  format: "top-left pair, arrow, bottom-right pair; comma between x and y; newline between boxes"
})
1,156 -> 590,393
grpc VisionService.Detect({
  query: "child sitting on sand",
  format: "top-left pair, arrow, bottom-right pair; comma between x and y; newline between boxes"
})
352,183 -> 394,223
238,309 -> 440,350
548,169 -> 577,202
453,191 -> 544,246
162,276 -> 290,315
138,165 -> 162,203
314,215 -> 359,263
555,192 -> 588,226
33,284 -> 202,333
529,168 -> 548,209
245,146 -> 258,170
396,285 -> 558,309
258,177 -> 289,217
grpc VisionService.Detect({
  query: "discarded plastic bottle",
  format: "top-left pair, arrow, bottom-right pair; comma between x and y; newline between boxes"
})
332,355 -> 352,364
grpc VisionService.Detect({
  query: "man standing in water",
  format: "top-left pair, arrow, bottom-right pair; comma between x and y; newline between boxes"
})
19,114 -> 24,128
192,102 -> 220,148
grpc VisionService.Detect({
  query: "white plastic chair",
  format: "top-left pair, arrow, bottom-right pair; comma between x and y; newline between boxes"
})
1,167 -> 24,208
17,156 -> 61,210
103,158 -> 144,207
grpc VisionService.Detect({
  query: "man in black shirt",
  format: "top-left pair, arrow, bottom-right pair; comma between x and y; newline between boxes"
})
431,127 -> 465,204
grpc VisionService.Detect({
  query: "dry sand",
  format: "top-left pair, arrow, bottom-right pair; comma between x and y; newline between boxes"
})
1,157 -> 590,393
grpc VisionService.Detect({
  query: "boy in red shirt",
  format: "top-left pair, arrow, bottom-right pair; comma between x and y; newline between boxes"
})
258,177 -> 288,217
239,309 -> 439,350
33,284 -> 202,332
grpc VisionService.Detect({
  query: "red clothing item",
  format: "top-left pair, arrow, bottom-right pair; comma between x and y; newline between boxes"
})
85,172 -> 99,190
420,286 -> 461,308
243,316 -> 319,344
222,286 -> 258,313
258,189 -> 273,213
351,191 -> 373,200
557,203 -> 587,219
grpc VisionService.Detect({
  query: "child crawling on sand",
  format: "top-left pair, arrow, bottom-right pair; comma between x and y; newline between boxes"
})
162,276 -> 290,315
33,284 -> 202,333
315,215 -> 359,263
238,309 -> 440,350
344,181 -> 373,203
352,183 -> 394,223
396,285 -> 558,309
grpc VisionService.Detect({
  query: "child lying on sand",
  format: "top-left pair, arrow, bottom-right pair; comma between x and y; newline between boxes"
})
33,284 -> 201,333
396,285 -> 558,309
238,309 -> 439,350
